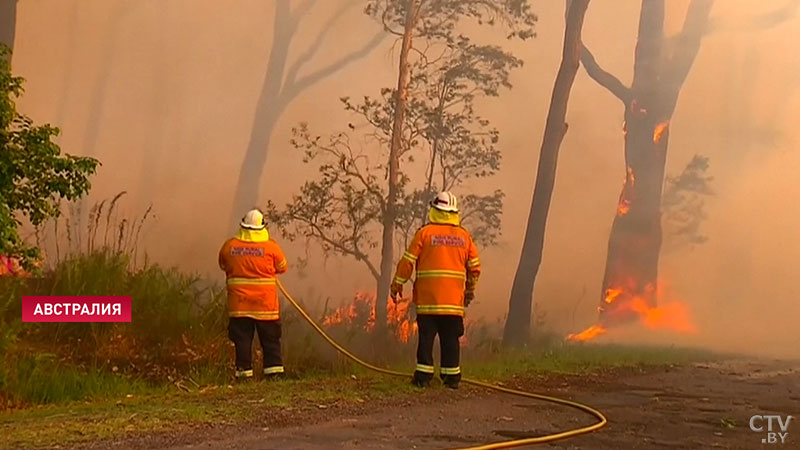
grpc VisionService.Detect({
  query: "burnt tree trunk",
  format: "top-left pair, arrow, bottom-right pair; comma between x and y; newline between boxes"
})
502,0 -> 590,346
580,0 -> 712,324
376,0 -> 418,331
0,0 -> 16,55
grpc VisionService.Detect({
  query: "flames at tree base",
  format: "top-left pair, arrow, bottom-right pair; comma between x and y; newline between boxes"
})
566,324 -> 607,342
567,281 -> 697,342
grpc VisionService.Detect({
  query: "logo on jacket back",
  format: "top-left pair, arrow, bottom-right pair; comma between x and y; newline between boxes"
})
431,235 -> 466,248
231,247 -> 265,257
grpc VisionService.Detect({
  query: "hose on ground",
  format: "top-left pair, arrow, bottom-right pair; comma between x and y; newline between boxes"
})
277,280 -> 607,449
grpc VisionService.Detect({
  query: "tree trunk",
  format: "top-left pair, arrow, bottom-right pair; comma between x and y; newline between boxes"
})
502,0 -> 590,346
599,107 -> 670,323
231,100 -> 285,222
230,1 -> 385,225
597,0 -> 715,323
54,2 -> 79,126
597,0 -> 667,322
0,0 -> 16,54
376,0 -> 418,331
231,0 -> 294,224
138,7 -> 170,206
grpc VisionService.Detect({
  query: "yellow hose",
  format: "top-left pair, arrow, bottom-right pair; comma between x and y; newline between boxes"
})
277,280 -> 607,449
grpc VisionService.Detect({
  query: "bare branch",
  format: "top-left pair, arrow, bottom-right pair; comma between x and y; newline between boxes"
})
305,219 -> 380,279
664,0 -> 713,108
381,12 -> 403,36
292,0 -> 319,23
286,31 -> 387,101
580,45 -> 632,104
284,1 -> 357,88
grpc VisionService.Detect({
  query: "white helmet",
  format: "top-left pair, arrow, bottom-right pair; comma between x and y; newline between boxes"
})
430,191 -> 459,213
240,209 -> 266,230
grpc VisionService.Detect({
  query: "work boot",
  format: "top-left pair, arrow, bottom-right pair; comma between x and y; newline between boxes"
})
234,369 -> 255,384
443,379 -> 459,390
263,373 -> 284,382
411,378 -> 431,388
442,374 -> 460,390
234,375 -> 254,385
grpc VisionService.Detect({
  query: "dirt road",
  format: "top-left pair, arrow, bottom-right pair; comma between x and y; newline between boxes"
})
89,360 -> 799,450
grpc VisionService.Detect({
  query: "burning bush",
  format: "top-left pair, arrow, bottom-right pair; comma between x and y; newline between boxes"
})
322,291 -> 482,348
0,255 -> 32,278
323,292 -> 418,344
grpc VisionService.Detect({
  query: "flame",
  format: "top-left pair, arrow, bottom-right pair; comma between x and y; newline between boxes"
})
617,199 -> 631,216
568,281 -> 697,342
604,287 -> 623,304
653,121 -> 670,143
616,168 -> 635,216
626,297 -> 697,333
0,255 -> 32,277
323,291 -> 418,343
566,324 -> 607,342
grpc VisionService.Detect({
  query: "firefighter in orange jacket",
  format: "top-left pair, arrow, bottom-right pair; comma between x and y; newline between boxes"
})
391,192 -> 481,389
219,209 -> 288,380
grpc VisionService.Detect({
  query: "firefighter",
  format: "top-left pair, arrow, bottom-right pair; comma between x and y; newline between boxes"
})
219,209 -> 288,381
391,191 -> 481,389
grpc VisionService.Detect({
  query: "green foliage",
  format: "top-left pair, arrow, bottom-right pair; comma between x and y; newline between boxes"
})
367,0 -> 537,41
8,354 -> 157,405
662,155 -> 713,251
268,2 -> 534,276
0,45 -> 99,268
0,250 -> 227,407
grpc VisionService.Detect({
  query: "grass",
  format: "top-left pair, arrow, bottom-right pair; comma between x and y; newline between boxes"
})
463,343 -> 719,380
0,343 -> 719,449
0,373 -> 415,450
7,354 -> 162,405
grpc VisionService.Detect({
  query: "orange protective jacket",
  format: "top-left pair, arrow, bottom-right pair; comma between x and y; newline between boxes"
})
218,230 -> 288,321
393,223 -> 480,317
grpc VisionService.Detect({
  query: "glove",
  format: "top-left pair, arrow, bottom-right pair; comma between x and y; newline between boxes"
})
464,290 -> 475,307
390,283 -> 403,303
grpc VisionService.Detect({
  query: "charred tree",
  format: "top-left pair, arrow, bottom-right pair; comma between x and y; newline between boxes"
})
564,0 -> 798,337
502,0 -> 590,346
231,0 -> 385,224
579,0 -> 713,324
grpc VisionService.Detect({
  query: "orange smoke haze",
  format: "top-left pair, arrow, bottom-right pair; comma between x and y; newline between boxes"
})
9,0 -> 800,358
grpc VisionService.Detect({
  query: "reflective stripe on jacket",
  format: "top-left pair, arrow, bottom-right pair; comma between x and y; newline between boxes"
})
393,223 -> 480,317
218,234 -> 288,321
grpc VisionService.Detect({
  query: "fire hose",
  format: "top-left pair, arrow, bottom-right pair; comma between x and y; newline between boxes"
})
277,279 -> 607,449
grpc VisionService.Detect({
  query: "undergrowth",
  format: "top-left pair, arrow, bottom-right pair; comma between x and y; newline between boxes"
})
1,247 -> 719,411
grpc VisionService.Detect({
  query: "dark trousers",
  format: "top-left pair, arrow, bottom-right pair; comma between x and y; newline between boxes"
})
414,314 -> 464,384
228,317 -> 283,377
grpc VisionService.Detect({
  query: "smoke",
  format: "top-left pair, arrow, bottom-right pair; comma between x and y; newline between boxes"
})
10,1 -> 800,357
